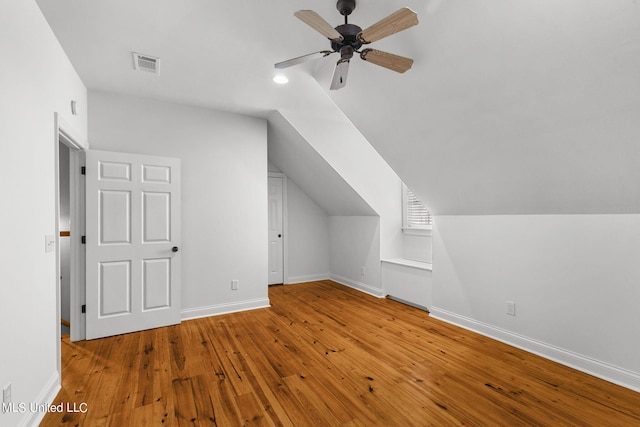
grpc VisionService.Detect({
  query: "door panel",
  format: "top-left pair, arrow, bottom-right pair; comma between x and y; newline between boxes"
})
142,258 -> 171,310
142,192 -> 171,242
99,261 -> 131,316
86,150 -> 181,340
268,176 -> 284,285
99,190 -> 131,244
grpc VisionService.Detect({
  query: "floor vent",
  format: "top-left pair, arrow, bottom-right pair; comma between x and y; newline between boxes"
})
133,52 -> 160,74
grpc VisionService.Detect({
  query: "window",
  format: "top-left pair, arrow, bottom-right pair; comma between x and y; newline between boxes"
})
402,183 -> 432,233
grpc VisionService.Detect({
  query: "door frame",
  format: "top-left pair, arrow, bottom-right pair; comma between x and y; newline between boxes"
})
55,113 -> 88,379
268,173 -> 288,284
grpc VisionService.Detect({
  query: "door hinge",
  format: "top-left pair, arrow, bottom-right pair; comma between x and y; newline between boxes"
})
81,166 -> 86,175
81,236 -> 86,244
81,304 -> 86,314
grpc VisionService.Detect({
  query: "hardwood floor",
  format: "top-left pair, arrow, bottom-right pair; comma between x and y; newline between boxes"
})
41,280 -> 640,426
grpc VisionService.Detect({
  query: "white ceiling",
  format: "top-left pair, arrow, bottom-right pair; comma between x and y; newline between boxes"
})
37,0 -> 640,215
36,0 -> 410,116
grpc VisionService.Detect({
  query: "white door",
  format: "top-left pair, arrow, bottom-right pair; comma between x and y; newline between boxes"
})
85,150 -> 181,339
268,176 -> 284,285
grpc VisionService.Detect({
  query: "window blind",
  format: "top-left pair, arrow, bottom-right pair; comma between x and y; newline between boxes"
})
406,187 -> 433,227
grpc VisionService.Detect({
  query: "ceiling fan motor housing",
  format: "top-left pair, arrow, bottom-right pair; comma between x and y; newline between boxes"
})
331,23 -> 363,53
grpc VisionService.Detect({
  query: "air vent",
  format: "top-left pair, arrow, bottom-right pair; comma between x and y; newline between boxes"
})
133,52 -> 160,74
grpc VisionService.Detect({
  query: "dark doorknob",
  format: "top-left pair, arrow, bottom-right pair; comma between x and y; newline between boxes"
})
172,246 -> 179,252
278,234 -> 282,238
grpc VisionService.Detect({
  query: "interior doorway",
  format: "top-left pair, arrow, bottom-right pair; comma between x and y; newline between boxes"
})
55,113 -> 87,382
58,141 -> 71,335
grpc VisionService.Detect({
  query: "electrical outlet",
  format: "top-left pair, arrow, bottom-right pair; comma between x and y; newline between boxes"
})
231,280 -> 239,290
361,267 -> 366,276
3,383 -> 11,404
506,301 -> 516,316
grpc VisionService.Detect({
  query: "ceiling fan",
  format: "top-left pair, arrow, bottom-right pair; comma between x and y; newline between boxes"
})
275,0 -> 419,90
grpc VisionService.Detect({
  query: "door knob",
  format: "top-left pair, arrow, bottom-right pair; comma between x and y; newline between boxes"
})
278,234 -> 282,238
172,246 -> 179,252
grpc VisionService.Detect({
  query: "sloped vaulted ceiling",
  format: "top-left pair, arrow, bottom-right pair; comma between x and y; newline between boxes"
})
37,0 -> 640,215
268,111 -> 375,216
323,0 -> 640,215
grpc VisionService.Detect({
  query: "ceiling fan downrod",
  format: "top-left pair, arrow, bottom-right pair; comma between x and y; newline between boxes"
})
332,0 -> 362,54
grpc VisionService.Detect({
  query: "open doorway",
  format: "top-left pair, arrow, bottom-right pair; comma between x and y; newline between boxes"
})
55,113 -> 87,383
58,141 -> 71,336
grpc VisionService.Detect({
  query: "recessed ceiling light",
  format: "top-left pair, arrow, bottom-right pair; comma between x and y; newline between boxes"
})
273,75 -> 289,84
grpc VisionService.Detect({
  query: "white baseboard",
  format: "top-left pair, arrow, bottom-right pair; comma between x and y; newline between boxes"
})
181,298 -> 270,321
22,371 -> 60,427
329,274 -> 386,298
286,274 -> 330,284
430,307 -> 640,393
387,295 -> 430,313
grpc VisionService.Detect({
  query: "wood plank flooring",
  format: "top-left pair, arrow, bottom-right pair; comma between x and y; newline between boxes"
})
41,280 -> 640,426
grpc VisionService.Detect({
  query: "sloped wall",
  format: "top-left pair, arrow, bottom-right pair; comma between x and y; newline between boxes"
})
268,103 -> 402,293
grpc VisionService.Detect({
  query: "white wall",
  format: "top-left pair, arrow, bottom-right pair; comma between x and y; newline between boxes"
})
88,91 -> 269,318
286,179 -> 330,284
431,214 -> 640,391
329,216 -> 382,296
403,233 -> 432,263
0,1 -> 87,426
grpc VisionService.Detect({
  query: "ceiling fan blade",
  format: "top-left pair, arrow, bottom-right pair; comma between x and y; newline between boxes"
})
358,7 -> 419,44
330,59 -> 349,90
294,10 -> 344,42
360,49 -> 414,73
275,51 -> 334,69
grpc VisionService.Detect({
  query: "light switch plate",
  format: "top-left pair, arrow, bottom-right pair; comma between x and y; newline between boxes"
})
45,234 -> 55,253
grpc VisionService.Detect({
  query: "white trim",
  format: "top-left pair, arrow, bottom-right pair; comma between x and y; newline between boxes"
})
430,307 -> 640,393
286,274 -> 330,284
56,114 -> 88,150
402,226 -> 432,236
329,274 -> 386,298
20,372 -> 60,427
181,298 -> 271,321
381,258 -> 432,271
387,296 -> 430,312
54,112 -> 87,391
55,116 -> 87,345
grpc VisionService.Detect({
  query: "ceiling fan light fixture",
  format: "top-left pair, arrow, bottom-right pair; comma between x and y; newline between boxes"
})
273,74 -> 289,84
